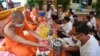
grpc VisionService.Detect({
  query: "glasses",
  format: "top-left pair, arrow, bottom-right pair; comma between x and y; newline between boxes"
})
71,32 -> 80,36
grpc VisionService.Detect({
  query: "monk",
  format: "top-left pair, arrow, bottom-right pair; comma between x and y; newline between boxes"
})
1,10 -> 49,56
23,4 -> 66,56
23,4 -> 32,22
30,3 -> 39,24
23,4 -> 38,31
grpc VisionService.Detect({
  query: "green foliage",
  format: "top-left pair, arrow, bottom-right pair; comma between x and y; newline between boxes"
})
57,0 -> 70,11
37,0 -> 43,10
27,0 -> 35,8
96,0 -> 100,11
92,3 -> 96,9
27,0 -> 43,10
95,0 -> 100,17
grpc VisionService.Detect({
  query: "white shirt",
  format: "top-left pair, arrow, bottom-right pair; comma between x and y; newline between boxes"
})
46,10 -> 52,19
2,2 -> 8,8
62,37 -> 75,46
90,17 -> 96,30
87,21 -> 92,28
69,15 -> 74,24
62,21 -> 73,34
59,13 -> 65,20
80,35 -> 100,56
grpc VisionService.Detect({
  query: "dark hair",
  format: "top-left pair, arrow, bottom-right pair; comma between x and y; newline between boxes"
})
86,15 -> 91,21
75,23 -> 92,35
64,16 -> 70,22
73,14 -> 78,18
69,8 -> 72,12
89,11 -> 95,15
68,11 -> 74,15
51,14 -> 58,21
12,10 -> 24,20
51,14 -> 62,24
47,6 -> 51,11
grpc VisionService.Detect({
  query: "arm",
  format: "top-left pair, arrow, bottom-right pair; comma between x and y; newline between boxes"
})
4,25 -> 48,47
28,30 -> 45,41
63,45 -> 79,52
60,38 -> 79,52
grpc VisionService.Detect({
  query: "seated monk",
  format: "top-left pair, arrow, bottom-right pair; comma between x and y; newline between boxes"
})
30,4 -> 39,25
23,5 -> 67,56
23,4 -> 49,40
23,4 -> 32,22
23,4 -> 38,31
0,10 -> 50,56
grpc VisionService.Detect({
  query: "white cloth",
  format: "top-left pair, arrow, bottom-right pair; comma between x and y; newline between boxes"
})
90,17 -> 96,30
80,35 -> 100,56
2,2 -> 8,9
62,21 -> 73,34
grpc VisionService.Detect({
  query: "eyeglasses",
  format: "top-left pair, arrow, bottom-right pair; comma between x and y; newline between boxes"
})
71,32 -> 80,36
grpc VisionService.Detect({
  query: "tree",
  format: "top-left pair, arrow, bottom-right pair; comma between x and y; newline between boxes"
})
27,0 -> 43,10
57,0 -> 70,11
27,0 -> 35,8
96,0 -> 100,17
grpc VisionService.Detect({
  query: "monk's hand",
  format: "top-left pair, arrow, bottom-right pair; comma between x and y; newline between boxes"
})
45,45 -> 53,51
39,38 -> 48,43
39,44 -> 53,51
39,40 -> 53,51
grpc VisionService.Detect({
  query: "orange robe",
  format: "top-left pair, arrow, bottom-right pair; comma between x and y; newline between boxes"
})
24,11 -> 33,22
1,20 -> 38,56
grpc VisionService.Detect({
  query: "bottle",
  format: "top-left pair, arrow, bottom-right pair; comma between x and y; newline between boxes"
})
48,29 -> 54,47
53,39 -> 63,56
36,48 -> 41,56
45,51 -> 50,56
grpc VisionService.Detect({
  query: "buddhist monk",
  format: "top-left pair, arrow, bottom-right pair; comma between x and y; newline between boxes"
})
1,10 -> 49,56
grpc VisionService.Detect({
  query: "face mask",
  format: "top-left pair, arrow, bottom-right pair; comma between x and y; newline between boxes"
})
15,24 -> 24,27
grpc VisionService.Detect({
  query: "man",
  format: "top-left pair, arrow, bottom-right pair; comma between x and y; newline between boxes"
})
1,10 -> 49,56
30,3 -> 39,24
61,16 -> 73,35
58,5 -> 65,20
0,4 -> 3,11
2,0 -> 8,10
89,11 -> 96,30
7,0 -> 14,9
63,23 -> 100,56
57,17 -> 74,46
68,11 -> 74,24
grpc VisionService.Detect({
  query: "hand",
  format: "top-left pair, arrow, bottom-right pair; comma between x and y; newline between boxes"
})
39,40 -> 53,51
39,44 -> 52,51
59,27 -> 63,31
39,44 -> 49,47
62,44 -> 69,51
39,39 -> 48,44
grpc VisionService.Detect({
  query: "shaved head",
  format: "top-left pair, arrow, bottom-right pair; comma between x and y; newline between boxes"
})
12,10 -> 24,20
11,10 -> 24,24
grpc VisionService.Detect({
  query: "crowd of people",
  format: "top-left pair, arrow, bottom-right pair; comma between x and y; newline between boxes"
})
0,0 -> 14,11
0,3 -> 100,56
